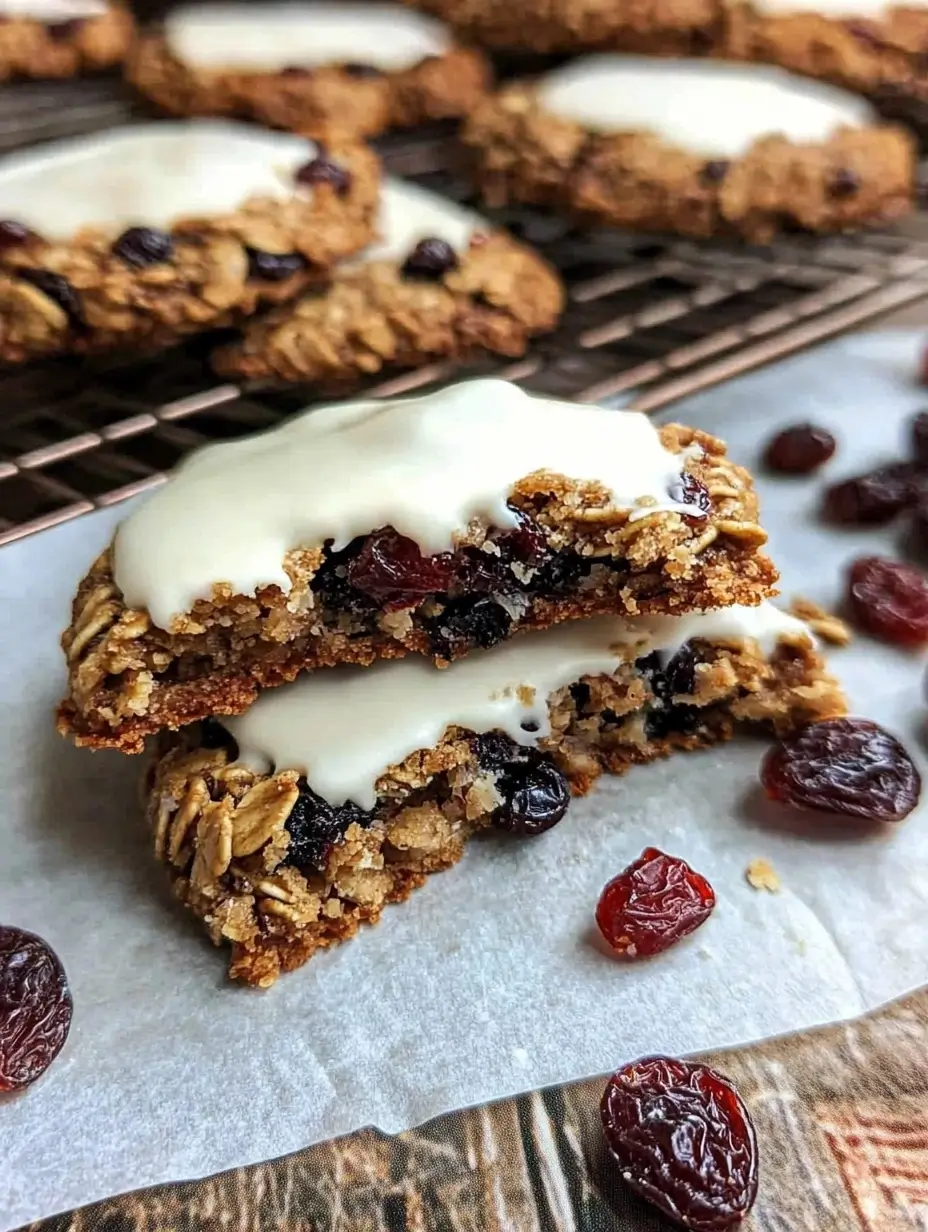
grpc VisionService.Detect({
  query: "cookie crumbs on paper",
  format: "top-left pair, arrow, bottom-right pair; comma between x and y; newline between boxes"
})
746,858 -> 781,893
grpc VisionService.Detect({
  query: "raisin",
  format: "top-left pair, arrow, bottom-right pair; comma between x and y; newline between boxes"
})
668,472 -> 711,519
823,463 -> 920,525
910,410 -> 928,467
280,65 -> 312,77
828,167 -> 861,198
847,555 -> 928,645
284,785 -> 373,869
570,680 -> 591,712
472,730 -> 526,770
311,538 -> 378,618
492,752 -> 570,836
346,527 -> 455,610
640,644 -> 702,739
112,226 -> 174,269
246,247 -> 308,282
596,848 -> 715,959
342,62 -> 385,78
0,925 -> 73,1092
760,716 -> 920,823
295,155 -> 352,196
401,237 -> 459,280
14,268 -> 83,325
199,717 -> 238,756
699,159 -> 730,185
0,220 -> 33,251
535,548 -> 593,595
428,596 -> 512,655
47,17 -> 83,39
601,1056 -> 758,1232
763,422 -> 836,474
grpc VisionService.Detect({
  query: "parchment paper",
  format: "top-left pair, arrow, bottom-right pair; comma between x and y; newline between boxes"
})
3,331 -> 928,1230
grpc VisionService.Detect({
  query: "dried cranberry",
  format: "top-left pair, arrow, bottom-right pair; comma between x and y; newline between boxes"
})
346,527 -> 455,610
764,422 -> 836,474
492,752 -> 570,836
14,267 -> 83,325
295,156 -> 351,196
829,168 -> 861,199
596,848 -> 715,959
112,226 -> 174,269
0,925 -> 73,1092
0,220 -> 33,251
284,784 -> 373,869
246,247 -> 308,282
700,159 -> 730,185
428,596 -> 512,656
401,237 -> 459,281
669,472 -> 711,518
847,555 -> 928,645
342,62 -> 385,78
823,463 -> 920,524
601,1056 -> 758,1231
910,410 -> 928,467
761,716 -> 920,823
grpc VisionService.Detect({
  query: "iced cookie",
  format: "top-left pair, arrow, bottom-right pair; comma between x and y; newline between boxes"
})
212,177 -> 564,386
128,2 -> 491,141
0,121 -> 380,365
58,378 -> 778,752
462,56 -> 914,242
144,603 -> 845,984
0,0 -> 132,81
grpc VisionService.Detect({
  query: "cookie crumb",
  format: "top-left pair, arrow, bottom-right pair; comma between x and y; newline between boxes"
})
746,858 -> 781,892
789,596 -> 852,646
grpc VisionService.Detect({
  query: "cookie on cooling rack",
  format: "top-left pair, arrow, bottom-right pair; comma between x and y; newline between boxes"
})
128,2 -> 491,141
462,55 -> 914,243
0,0 -> 132,81
0,120 -> 380,366
212,177 -> 564,386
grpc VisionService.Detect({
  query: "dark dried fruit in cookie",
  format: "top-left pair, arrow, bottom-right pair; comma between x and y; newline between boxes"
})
14,268 -> 83,325
823,464 -> 920,524
700,159 -> 730,185
199,717 -> 238,756
492,752 -> 570,836
245,247 -> 308,282
428,595 -> 512,655
280,65 -> 313,77
764,423 -> 836,473
342,62 -> 385,78
401,237 -> 459,281
847,555 -> 928,645
639,645 -> 702,739
472,729 -> 527,770
535,548 -> 593,595
311,538 -> 378,619
596,848 -> 715,959
295,155 -> 352,196
828,168 -> 861,199
601,1056 -> 758,1231
910,410 -> 928,466
284,784 -> 373,869
112,226 -> 174,269
346,527 -> 454,610
0,925 -> 73,1092
47,17 -> 83,39
760,716 -> 920,823
0,220 -> 33,251
668,472 -> 711,518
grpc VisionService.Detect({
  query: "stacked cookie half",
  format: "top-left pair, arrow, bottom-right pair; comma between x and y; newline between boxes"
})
58,378 -> 846,985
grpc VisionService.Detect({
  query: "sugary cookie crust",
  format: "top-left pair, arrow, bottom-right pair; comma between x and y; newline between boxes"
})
57,423 -> 778,753
0,3 -> 132,81
128,33 -> 491,140
0,140 -> 380,364
211,231 -> 564,386
462,81 -> 914,242
144,630 -> 845,985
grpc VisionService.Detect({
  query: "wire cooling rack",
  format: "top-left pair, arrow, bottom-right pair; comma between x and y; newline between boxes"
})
2,76 -> 928,546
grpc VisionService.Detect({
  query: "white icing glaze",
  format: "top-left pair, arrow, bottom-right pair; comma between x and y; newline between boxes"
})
165,2 -> 449,73
363,177 -> 482,263
113,379 -> 697,630
537,56 -> 873,157
0,121 -> 316,239
224,602 -> 809,808
751,0 -> 922,14
0,0 -> 104,17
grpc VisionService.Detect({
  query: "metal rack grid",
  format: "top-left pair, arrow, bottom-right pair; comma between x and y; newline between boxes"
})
2,76 -> 928,546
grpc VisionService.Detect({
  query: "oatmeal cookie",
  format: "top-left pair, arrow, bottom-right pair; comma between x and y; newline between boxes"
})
58,379 -> 779,752
143,604 -> 845,985
462,56 -> 914,242
0,1 -> 132,81
0,121 -> 380,364
128,2 -> 491,141
212,178 -> 564,386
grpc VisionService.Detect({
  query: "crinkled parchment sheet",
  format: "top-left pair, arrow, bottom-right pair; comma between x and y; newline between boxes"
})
2,331 -> 927,1229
